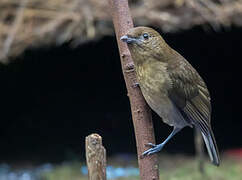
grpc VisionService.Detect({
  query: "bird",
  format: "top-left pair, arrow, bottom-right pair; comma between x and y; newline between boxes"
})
120,26 -> 220,166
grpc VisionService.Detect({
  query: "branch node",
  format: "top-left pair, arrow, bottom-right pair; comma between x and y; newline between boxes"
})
121,53 -> 127,58
135,108 -> 141,113
132,82 -> 139,88
124,62 -> 135,72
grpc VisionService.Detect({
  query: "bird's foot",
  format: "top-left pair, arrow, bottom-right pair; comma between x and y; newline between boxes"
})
145,143 -> 156,147
141,143 -> 164,158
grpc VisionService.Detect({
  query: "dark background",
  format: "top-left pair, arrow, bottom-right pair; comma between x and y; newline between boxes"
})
0,26 -> 241,163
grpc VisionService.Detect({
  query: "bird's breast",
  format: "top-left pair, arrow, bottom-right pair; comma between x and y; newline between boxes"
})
136,61 -> 170,95
135,61 -> 172,119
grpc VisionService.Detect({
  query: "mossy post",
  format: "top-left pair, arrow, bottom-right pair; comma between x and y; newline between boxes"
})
194,128 -> 205,174
85,133 -> 106,180
108,0 -> 160,179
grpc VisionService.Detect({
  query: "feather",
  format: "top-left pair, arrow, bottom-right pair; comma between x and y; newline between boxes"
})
167,53 -> 219,165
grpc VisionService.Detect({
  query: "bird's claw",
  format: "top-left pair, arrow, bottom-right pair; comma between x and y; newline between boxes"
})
141,143 -> 163,158
145,143 -> 156,147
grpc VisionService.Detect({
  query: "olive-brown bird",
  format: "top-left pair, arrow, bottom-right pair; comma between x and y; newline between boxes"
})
121,27 -> 220,166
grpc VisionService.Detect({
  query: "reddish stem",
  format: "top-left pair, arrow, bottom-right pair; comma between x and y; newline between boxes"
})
108,0 -> 160,179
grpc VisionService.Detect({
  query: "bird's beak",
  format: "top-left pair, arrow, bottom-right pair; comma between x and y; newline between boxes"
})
120,35 -> 137,44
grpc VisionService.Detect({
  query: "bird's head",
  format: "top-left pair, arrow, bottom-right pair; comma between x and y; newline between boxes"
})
120,27 -> 170,63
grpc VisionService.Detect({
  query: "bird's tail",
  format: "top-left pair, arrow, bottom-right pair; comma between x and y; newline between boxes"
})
201,129 -> 220,166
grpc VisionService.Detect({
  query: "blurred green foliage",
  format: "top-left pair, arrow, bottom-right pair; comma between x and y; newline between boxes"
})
41,155 -> 242,180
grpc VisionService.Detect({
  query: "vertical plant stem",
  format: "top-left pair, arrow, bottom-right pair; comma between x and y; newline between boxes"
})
108,0 -> 160,179
194,128 -> 205,174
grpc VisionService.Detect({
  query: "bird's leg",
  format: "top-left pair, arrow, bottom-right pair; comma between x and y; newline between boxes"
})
141,127 -> 182,157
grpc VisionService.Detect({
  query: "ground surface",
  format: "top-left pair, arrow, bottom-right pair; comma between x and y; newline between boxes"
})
41,154 -> 242,180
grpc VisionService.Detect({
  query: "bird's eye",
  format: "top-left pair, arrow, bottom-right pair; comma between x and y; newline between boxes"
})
143,33 -> 149,39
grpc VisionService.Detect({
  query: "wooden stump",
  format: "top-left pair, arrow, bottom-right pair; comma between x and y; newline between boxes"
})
194,128 -> 205,174
85,133 -> 106,180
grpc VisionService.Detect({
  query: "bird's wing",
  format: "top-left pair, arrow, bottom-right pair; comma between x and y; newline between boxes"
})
167,54 -> 211,133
